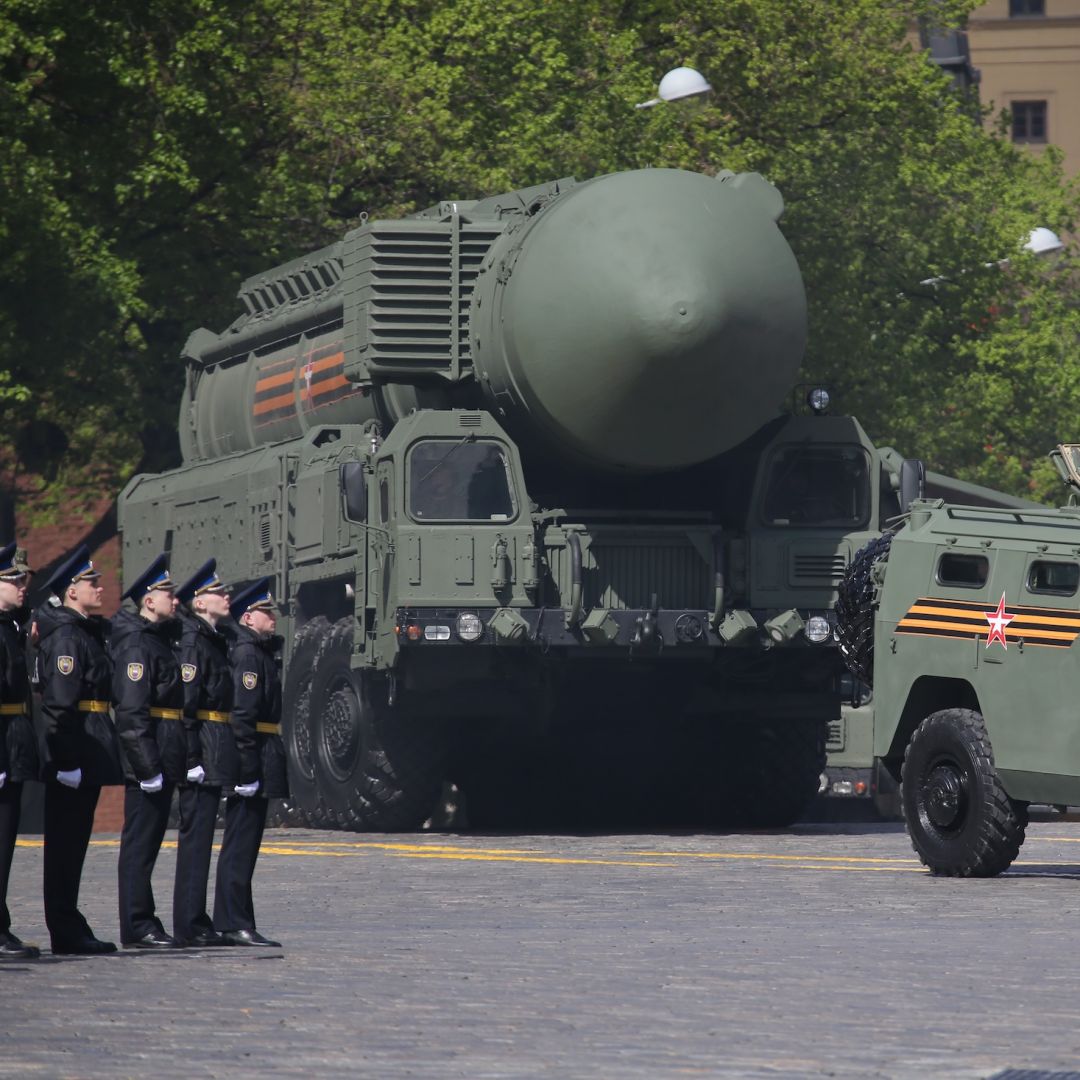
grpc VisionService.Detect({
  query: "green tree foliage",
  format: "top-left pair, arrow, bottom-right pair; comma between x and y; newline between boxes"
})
1,0 -> 1077,523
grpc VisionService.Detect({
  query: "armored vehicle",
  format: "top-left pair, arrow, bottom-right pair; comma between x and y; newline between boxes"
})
119,166 -> 920,831
822,460 -> 1041,815
836,445 -> 1080,874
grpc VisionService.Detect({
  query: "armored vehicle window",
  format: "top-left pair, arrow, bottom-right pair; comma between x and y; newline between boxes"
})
762,446 -> 870,527
936,553 -> 989,588
408,440 -> 516,523
1027,560 -> 1079,596
341,462 -> 366,522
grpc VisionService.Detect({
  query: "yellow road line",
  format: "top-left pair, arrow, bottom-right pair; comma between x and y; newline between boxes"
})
634,850 -> 914,866
11,836 -> 1074,876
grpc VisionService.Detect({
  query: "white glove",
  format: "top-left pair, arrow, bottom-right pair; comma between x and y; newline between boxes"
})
140,773 -> 164,793
234,780 -> 260,797
0,772 -> 6,790
186,765 -> 206,784
57,768 -> 82,789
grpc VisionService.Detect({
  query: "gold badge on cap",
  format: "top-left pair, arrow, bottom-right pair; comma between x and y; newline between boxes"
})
242,671 -> 257,690
181,663 -> 196,683
57,656 -> 74,675
127,662 -> 144,681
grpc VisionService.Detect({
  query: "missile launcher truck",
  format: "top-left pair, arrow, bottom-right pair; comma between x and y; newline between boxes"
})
836,445 -> 1080,874
119,166 -> 924,831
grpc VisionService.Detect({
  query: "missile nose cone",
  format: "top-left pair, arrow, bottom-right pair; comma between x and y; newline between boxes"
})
474,168 -> 806,471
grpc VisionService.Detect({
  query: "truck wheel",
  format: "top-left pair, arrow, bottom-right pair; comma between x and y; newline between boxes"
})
309,618 -> 446,831
720,719 -> 826,828
835,533 -> 892,686
281,616 -> 330,827
901,708 -> 1028,876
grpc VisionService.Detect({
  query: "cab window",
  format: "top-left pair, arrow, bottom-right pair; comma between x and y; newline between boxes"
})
762,446 -> 870,527
937,553 -> 988,588
1027,560 -> 1079,596
408,439 -> 517,522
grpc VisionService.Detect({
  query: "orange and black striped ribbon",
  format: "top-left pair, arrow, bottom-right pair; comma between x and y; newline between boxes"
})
252,345 -> 349,425
896,596 -> 1080,648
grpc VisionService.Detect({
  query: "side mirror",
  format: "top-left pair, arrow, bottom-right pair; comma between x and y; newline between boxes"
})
340,462 -> 367,522
898,458 -> 925,514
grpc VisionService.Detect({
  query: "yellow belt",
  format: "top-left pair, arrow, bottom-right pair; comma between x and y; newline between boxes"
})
197,710 -> 231,723
149,707 -> 182,720
78,700 -> 110,713
256,722 -> 281,736
0,703 -> 26,716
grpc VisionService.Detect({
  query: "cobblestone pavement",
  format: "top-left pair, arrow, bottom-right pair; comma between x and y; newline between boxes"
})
4,821 -> 1080,1079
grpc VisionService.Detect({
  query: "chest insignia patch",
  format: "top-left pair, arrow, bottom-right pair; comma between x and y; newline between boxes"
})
57,656 -> 74,675
181,663 -> 196,683
242,671 -> 258,690
127,662 -> 144,681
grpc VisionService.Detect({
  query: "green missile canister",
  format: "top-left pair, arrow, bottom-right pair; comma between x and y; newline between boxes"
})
179,167 -> 806,473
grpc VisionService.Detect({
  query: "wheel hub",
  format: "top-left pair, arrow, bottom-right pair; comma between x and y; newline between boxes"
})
923,763 -> 964,829
322,683 -> 361,775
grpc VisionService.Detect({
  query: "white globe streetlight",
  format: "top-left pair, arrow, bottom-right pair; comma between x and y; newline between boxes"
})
1022,227 -> 1064,256
636,66 -> 712,109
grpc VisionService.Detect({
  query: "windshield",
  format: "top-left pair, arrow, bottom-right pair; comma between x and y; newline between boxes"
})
762,446 -> 870,528
408,439 -> 517,522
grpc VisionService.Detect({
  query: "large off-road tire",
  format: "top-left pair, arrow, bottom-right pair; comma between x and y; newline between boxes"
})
835,533 -> 893,686
722,718 -> 828,828
309,618 -> 447,831
281,616 -> 330,827
901,708 -> 1028,876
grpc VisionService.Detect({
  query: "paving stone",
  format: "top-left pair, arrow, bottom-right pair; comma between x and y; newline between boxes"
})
3,822 -> 1080,1078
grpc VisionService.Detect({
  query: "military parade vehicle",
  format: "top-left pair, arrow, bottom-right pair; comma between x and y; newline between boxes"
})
119,165 -> 933,831
823,459 -> 1041,817
836,445 -> 1080,874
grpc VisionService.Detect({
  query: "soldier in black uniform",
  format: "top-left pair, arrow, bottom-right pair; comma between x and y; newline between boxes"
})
0,542 -> 40,960
214,577 -> 287,947
172,559 -> 231,947
111,553 -> 183,949
37,544 -> 123,955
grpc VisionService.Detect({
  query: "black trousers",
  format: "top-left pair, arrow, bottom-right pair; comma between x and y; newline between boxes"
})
213,794 -> 267,933
117,781 -> 174,943
43,781 -> 101,947
0,780 -> 23,936
173,784 -> 220,941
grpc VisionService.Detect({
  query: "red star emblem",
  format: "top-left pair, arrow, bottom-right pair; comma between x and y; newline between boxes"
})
984,591 -> 1014,649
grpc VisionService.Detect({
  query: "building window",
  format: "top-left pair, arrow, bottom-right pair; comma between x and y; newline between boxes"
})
1012,101 -> 1047,144
1009,0 -> 1045,15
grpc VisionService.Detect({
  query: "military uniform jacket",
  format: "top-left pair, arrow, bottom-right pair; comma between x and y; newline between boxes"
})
229,626 -> 288,798
0,608 -> 38,781
110,609 -> 186,784
36,603 -> 123,785
177,610 -> 234,786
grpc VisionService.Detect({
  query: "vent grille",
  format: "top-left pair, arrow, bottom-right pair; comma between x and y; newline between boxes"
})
351,219 -> 504,380
791,553 -> 848,583
546,539 -> 709,610
259,515 -> 272,553
458,413 -> 483,427
826,716 -> 845,752
238,243 -> 343,319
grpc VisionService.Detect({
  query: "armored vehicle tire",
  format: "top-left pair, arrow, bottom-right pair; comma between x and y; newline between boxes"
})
901,708 -> 1028,877
308,618 -> 447,832
835,533 -> 893,687
281,616 -> 331,827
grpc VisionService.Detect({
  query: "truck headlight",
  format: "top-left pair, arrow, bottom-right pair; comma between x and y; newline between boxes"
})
456,613 -> 483,642
806,616 -> 831,643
